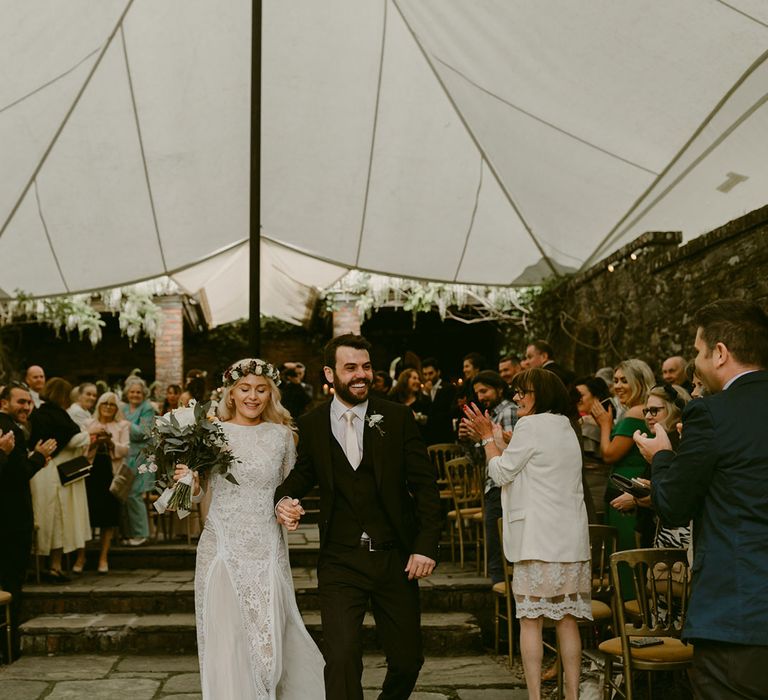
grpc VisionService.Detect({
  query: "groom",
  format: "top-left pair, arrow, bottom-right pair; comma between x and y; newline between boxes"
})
275,334 -> 441,700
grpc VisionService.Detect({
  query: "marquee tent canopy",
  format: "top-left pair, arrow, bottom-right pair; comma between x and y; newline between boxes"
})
1,0 -> 767,325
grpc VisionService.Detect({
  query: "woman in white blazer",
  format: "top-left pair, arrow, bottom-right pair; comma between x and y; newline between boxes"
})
464,368 -> 590,700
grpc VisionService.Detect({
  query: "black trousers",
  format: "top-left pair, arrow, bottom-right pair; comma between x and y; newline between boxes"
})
318,544 -> 424,700
691,640 -> 768,700
0,531 -> 32,661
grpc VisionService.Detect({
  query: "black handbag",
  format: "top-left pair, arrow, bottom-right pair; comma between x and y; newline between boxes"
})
609,473 -> 651,498
57,455 -> 92,486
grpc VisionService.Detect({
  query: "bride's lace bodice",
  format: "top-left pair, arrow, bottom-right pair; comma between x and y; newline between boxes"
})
207,421 -> 294,529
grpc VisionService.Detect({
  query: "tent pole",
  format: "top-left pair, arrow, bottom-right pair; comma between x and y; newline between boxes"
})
249,0 -> 262,356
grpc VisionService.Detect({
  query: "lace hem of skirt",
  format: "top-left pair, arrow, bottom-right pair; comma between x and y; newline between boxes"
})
514,593 -> 593,621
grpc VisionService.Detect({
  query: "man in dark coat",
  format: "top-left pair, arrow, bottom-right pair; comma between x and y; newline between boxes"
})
635,299 -> 768,700
275,334 -> 441,700
0,382 -> 57,661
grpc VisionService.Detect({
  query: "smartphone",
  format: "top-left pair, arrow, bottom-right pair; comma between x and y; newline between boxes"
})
629,637 -> 664,648
600,398 -> 613,413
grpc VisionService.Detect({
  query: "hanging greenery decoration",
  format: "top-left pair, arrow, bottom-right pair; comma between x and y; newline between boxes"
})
0,284 -> 165,346
321,271 -> 540,328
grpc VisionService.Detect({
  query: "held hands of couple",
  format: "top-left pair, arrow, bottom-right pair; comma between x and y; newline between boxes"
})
173,463 -> 201,496
405,553 -> 436,581
275,497 -> 305,531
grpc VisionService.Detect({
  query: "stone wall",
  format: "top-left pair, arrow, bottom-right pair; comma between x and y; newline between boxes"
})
540,204 -> 768,375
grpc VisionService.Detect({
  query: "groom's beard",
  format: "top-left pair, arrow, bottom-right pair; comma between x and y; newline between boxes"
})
332,373 -> 371,405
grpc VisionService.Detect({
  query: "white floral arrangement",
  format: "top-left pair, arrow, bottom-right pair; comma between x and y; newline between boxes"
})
222,358 -> 281,387
140,399 -> 238,519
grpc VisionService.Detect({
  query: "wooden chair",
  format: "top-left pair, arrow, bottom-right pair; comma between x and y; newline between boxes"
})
427,442 -> 463,499
0,589 -> 12,664
492,517 -> 515,667
599,548 -> 693,699
444,457 -> 482,568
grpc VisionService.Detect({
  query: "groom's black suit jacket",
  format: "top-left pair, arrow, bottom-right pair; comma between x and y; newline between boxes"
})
275,396 -> 442,561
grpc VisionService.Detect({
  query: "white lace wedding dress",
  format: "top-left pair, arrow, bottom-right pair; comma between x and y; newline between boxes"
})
194,422 -> 325,699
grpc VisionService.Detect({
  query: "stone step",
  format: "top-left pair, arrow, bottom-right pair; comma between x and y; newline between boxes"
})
20,611 -> 484,657
81,541 -> 319,571
24,566 -> 493,618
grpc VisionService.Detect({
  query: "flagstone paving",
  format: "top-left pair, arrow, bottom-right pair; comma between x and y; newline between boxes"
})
0,654 -> 529,699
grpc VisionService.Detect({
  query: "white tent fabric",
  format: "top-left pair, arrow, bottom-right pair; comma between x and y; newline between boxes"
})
1,1 -> 767,322
171,238 -> 346,327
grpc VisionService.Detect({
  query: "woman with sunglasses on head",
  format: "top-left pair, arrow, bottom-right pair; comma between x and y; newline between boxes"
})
590,359 -> 654,557
85,392 -> 129,573
463,369 -> 590,700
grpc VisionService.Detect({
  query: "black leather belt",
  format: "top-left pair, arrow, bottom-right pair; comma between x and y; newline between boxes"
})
359,537 -> 396,552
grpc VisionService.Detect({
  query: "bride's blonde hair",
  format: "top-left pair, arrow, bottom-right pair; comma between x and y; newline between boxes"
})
216,358 -> 294,428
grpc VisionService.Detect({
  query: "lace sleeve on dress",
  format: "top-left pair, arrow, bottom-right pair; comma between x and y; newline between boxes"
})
282,427 -> 297,481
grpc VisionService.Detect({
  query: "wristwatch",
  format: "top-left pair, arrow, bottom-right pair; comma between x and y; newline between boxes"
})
475,437 -> 493,447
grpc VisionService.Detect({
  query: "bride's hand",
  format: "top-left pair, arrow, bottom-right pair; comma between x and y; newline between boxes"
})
174,463 -> 200,495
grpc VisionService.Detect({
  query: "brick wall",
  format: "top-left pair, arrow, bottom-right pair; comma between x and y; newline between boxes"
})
153,295 -> 184,394
537,204 -> 768,375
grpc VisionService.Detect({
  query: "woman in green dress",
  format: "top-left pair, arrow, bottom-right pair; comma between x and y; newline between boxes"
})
591,359 -> 654,554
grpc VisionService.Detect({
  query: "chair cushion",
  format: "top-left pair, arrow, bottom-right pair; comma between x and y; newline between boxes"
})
591,600 -> 612,620
599,636 -> 694,663
0,590 -> 11,604
492,581 -> 507,595
624,599 -> 641,619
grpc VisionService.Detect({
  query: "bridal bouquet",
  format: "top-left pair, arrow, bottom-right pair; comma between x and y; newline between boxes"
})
139,399 -> 237,519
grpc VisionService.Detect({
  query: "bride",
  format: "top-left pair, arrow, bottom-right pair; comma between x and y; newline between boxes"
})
175,358 -> 324,699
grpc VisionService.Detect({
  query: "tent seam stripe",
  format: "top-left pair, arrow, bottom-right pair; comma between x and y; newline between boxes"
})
0,0 -> 136,243
354,0 -> 388,267
590,90 -> 768,258
453,157 -> 483,282
261,234 -> 528,287
33,181 -> 70,293
119,25 -> 168,273
433,56 -> 659,176
392,0 -> 559,279
10,238 -> 249,302
583,46 -> 768,268
0,48 -> 100,116
714,0 -> 768,29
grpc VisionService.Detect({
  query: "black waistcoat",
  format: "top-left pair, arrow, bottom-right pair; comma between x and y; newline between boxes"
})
326,434 -> 396,546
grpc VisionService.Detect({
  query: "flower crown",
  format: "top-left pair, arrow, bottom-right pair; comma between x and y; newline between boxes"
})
222,358 -> 281,387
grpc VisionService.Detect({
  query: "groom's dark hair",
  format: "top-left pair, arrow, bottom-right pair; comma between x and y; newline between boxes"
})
323,334 -> 373,368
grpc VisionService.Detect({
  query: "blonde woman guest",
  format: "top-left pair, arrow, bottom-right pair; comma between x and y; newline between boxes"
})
68,383 -> 98,430
29,378 -> 91,580
122,376 -> 156,546
85,393 -> 129,573
464,368 -> 590,700
175,358 -> 324,699
590,359 -> 654,554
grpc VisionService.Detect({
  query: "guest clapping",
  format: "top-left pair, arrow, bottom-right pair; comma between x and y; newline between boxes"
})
388,369 -> 430,435
463,369 -> 590,700
591,359 -> 654,553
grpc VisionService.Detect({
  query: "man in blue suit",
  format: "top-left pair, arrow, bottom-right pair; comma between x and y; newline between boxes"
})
635,299 -> 768,699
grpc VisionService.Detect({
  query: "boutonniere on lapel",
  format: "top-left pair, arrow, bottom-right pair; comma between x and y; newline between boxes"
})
366,413 -> 385,436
